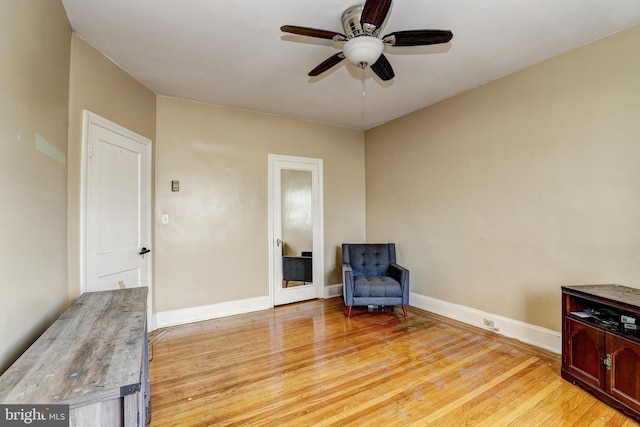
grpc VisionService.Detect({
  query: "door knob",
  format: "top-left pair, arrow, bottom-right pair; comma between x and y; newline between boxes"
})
139,247 -> 151,255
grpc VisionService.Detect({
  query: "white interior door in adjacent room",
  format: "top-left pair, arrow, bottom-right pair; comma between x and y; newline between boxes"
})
269,154 -> 324,306
82,111 -> 152,319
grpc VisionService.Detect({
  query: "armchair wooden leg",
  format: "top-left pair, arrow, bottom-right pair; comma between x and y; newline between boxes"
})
402,306 -> 408,317
346,306 -> 352,318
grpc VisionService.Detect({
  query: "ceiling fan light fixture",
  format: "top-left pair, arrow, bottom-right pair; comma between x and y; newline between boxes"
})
343,36 -> 383,68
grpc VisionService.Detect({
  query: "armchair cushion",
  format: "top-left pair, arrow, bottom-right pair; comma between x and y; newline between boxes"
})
354,276 -> 403,298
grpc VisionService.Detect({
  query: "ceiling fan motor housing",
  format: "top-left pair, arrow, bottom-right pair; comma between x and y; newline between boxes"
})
342,5 -> 378,38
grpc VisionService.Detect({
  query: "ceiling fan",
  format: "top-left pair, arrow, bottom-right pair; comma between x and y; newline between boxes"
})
280,0 -> 453,81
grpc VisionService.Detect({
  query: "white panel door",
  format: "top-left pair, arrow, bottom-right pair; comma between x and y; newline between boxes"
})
84,112 -> 151,297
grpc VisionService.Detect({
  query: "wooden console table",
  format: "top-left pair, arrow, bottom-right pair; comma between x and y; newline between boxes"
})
562,284 -> 640,420
0,287 -> 150,426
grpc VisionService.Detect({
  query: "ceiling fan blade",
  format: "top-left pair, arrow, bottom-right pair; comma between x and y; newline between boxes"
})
360,0 -> 393,32
281,25 -> 347,42
370,54 -> 395,81
382,30 -> 453,47
308,53 -> 346,77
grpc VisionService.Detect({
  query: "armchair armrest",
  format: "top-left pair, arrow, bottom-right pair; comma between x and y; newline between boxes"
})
390,263 -> 410,300
390,263 -> 408,280
342,263 -> 354,305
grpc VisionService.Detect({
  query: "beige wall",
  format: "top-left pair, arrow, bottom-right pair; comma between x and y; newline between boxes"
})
365,24 -> 640,332
155,97 -> 364,312
0,0 -> 71,372
67,34 -> 156,301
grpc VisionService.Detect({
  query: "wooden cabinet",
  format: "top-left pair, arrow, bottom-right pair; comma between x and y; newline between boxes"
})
0,288 -> 150,427
562,284 -> 640,420
606,333 -> 640,412
564,317 -> 606,389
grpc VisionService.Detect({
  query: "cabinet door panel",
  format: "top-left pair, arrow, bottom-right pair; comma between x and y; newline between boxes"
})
607,333 -> 640,412
565,318 -> 605,389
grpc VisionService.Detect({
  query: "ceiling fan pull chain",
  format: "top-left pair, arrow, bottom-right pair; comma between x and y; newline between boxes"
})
362,67 -> 366,97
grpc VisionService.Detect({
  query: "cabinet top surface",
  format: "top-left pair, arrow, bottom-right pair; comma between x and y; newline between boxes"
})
563,284 -> 640,306
0,287 -> 148,406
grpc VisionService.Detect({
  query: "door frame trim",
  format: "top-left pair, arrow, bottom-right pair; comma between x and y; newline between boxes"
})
80,110 -> 153,326
268,154 -> 324,306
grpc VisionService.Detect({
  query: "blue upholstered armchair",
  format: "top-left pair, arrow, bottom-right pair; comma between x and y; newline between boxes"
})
342,243 -> 409,317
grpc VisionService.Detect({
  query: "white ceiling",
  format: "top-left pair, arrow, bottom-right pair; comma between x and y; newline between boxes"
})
61,0 -> 640,130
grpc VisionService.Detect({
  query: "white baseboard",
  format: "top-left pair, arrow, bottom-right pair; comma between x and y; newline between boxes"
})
410,292 -> 561,354
324,283 -> 343,298
154,296 -> 272,329
154,286 -> 344,330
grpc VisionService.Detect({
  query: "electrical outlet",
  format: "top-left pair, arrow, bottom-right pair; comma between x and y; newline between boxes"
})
483,318 -> 495,328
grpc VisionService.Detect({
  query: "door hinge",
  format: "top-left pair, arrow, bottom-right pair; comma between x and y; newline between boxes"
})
88,143 -> 93,159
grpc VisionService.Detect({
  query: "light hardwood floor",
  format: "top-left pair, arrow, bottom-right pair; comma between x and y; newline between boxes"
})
149,297 -> 640,426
